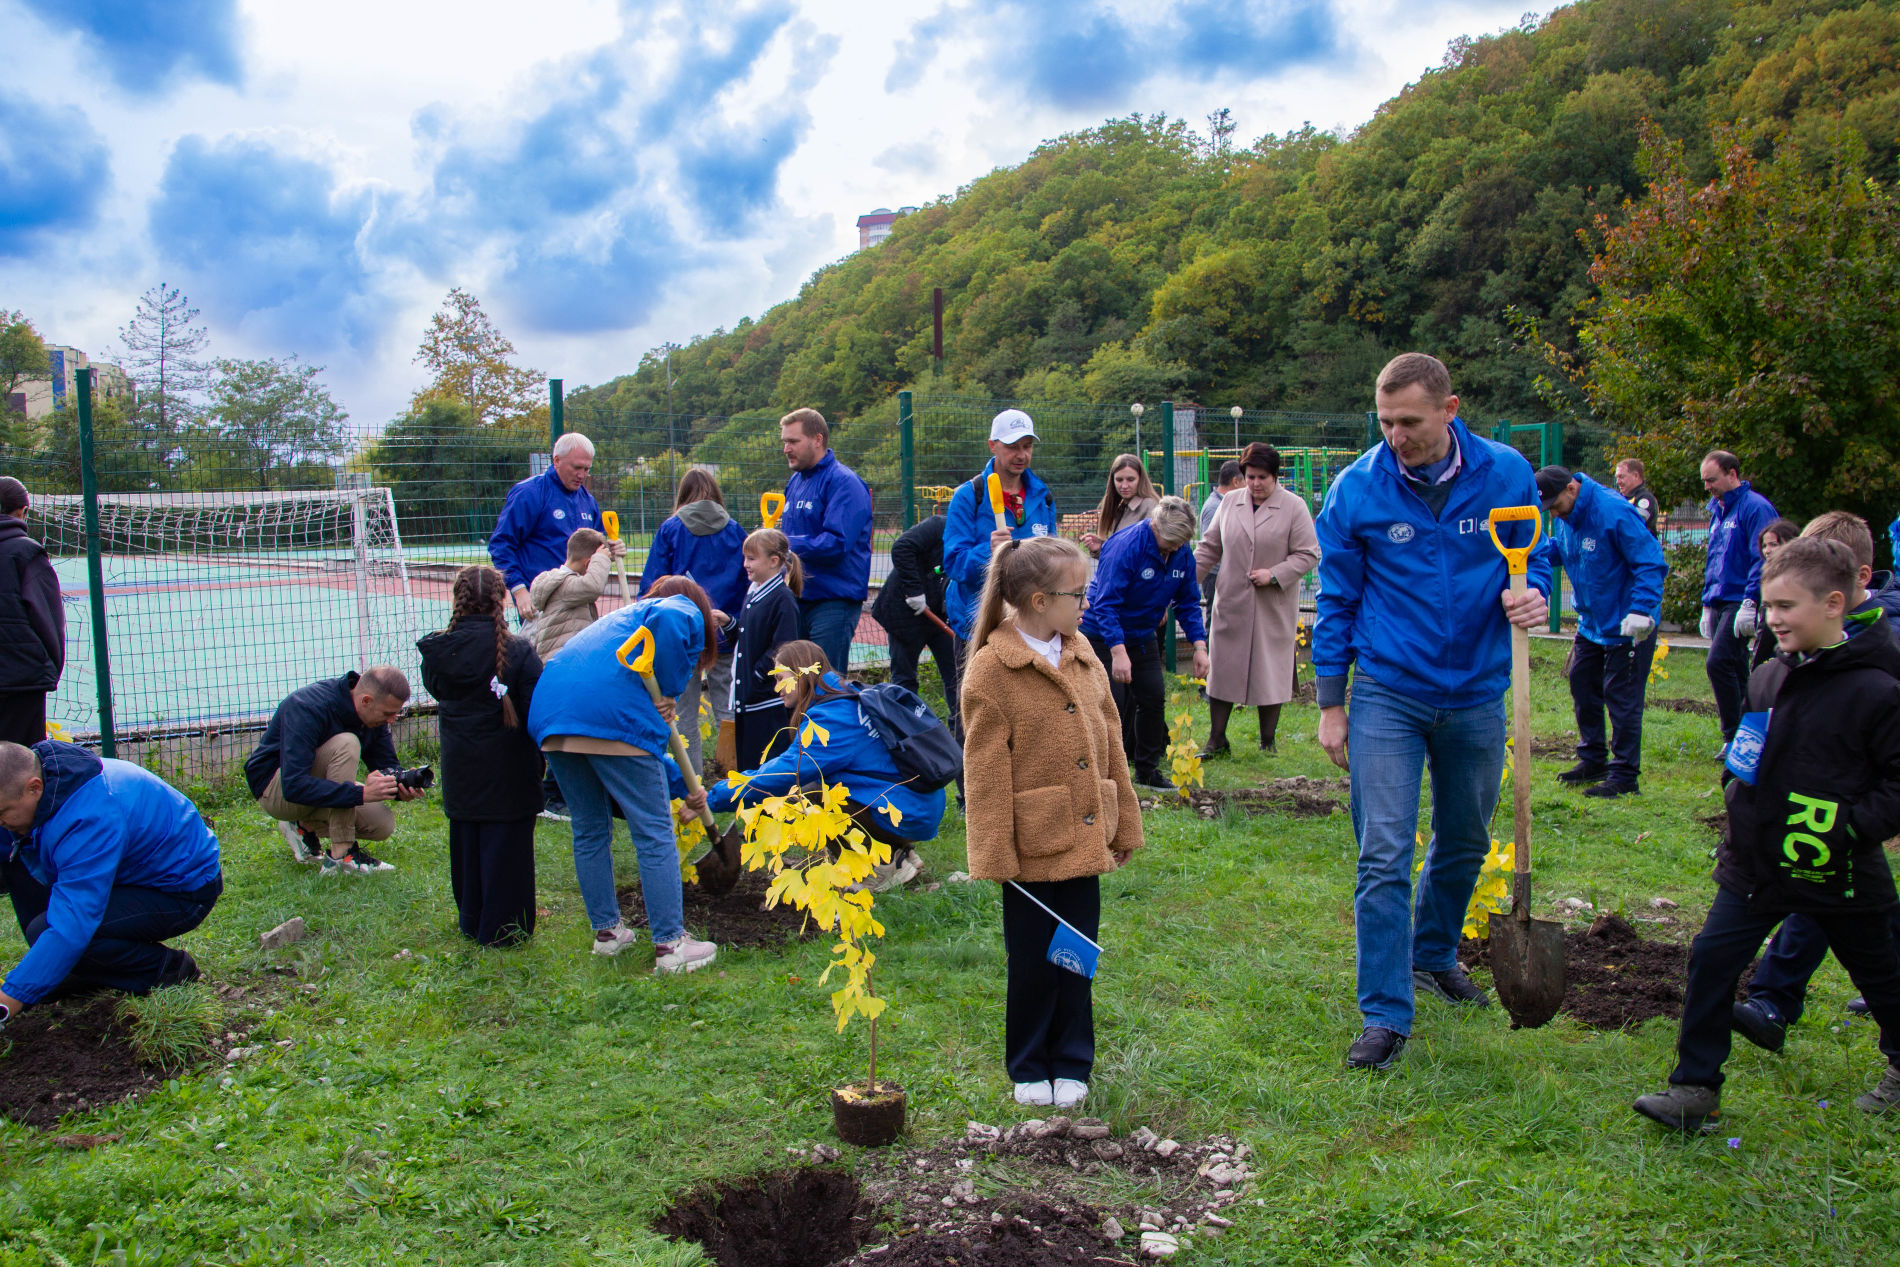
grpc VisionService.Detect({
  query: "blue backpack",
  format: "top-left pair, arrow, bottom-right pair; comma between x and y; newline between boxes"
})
851,682 -> 963,791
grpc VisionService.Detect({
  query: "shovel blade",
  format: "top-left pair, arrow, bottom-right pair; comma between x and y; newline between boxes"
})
1488,910 -> 1567,1029
693,821 -> 746,897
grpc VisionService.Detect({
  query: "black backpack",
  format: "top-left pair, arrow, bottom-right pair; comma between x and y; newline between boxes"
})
851,682 -> 963,791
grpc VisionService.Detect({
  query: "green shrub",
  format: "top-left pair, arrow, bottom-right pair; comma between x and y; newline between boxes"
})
1662,542 -> 1707,628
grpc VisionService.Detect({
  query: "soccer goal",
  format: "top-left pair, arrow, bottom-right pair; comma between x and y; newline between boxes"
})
32,487 -> 428,737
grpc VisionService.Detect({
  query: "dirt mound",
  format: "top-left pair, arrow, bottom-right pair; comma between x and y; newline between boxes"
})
1466,913 -> 1701,1030
1183,775 -> 1348,819
0,996 -> 165,1129
1653,696 -> 1719,716
655,1168 -> 876,1267
847,1203 -> 1111,1265
619,866 -> 814,950
1530,735 -> 1577,758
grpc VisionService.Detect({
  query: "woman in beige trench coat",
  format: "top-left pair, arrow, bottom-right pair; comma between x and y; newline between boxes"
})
1193,442 -> 1319,756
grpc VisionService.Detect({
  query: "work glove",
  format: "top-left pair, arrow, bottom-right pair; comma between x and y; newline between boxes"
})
1619,613 -> 1655,640
1733,600 -> 1759,638
905,593 -> 928,614
1699,606 -> 1715,640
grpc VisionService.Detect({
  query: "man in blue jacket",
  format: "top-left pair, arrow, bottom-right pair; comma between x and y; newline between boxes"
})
0,741 -> 221,1017
1314,353 -> 1553,1072
1698,450 -> 1777,744
490,432 -> 603,623
942,410 -> 1062,647
1538,467 -> 1669,799
779,409 -> 873,673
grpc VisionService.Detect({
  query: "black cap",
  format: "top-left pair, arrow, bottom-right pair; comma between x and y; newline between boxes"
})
1534,465 -> 1575,508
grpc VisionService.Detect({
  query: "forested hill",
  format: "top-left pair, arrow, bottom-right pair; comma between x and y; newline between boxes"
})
571,0 -> 1900,426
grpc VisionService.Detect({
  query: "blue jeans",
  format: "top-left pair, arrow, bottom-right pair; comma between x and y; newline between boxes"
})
800,598 -> 861,674
544,750 -> 685,944
1348,675 -> 1506,1034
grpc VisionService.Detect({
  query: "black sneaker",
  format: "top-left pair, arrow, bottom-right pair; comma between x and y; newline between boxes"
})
1731,998 -> 1786,1053
1414,964 -> 1491,1007
1196,741 -> 1231,760
1558,762 -> 1609,785
1849,996 -> 1871,1016
346,844 -> 396,873
1135,769 -> 1173,791
1346,1027 -> 1407,1070
1584,779 -> 1639,799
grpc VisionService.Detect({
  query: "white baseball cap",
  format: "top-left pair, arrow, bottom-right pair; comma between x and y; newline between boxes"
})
989,409 -> 1037,444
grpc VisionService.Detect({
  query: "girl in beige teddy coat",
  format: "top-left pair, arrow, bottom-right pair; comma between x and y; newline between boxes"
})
960,535 -> 1143,1111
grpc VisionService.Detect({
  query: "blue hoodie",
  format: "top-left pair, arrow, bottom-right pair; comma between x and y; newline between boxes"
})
639,502 -> 749,652
1080,522 -> 1206,648
2,743 -> 221,1006
781,452 -> 874,603
489,466 -> 604,593
941,460 -> 1061,639
1313,418 -> 1553,710
686,672 -> 945,840
1702,480 -> 1777,606
528,595 -> 704,758
1551,474 -> 1669,646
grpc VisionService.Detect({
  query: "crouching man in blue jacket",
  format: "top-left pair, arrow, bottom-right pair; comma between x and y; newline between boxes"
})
0,741 -> 222,1019
1314,354 -> 1552,1072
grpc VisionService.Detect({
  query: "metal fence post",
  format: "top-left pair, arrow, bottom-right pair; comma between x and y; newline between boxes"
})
898,390 -> 916,529
76,369 -> 115,756
1364,411 -> 1380,449
1161,401 -> 1177,672
549,379 -> 563,449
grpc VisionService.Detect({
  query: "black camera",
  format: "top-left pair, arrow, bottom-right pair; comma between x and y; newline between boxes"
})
382,765 -> 434,792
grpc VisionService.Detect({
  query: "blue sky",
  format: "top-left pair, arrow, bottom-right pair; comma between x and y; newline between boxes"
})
0,0 -> 1535,424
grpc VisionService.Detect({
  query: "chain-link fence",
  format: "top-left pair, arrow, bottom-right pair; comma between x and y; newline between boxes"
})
10,374 -> 1588,748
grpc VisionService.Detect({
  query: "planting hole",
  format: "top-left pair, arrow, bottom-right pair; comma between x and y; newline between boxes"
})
0,997 -> 166,1129
655,1168 -> 876,1267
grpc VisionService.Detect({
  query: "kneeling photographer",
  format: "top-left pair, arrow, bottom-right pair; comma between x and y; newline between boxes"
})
245,665 -> 426,876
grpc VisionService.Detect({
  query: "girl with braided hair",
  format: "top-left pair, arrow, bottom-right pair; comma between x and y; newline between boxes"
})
418,565 -> 544,946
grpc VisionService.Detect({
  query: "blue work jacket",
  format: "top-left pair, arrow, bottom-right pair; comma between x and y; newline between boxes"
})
1703,480 -> 1778,606
781,452 -> 873,603
1079,522 -> 1206,648
528,596 -> 704,758
1552,474 -> 1668,646
489,466 -> 603,593
941,461 -> 1061,639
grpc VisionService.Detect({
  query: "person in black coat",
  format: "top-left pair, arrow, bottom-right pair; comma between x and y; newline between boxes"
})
418,566 -> 544,947
729,529 -> 803,768
0,478 -> 64,746
870,512 -> 958,728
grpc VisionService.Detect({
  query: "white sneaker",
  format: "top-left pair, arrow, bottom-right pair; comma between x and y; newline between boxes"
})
591,922 -> 642,957
1013,1080 -> 1054,1106
279,821 -> 322,864
1052,1078 -> 1089,1108
864,853 -> 922,893
654,935 -> 718,974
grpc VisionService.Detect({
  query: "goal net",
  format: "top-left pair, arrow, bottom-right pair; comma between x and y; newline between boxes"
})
31,488 -> 429,738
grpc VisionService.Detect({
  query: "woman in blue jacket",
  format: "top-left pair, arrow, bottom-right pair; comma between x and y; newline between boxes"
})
640,469 -> 749,777
527,584 -> 719,973
704,640 -> 945,891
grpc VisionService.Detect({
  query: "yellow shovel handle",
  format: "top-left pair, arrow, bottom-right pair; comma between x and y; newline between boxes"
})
616,624 -> 714,827
760,492 -> 785,529
601,510 -> 620,541
616,624 -> 655,674
1486,505 -> 1542,577
986,472 -> 1007,529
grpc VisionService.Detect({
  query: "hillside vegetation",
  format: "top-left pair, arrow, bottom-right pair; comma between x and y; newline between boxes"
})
571,0 -> 1900,431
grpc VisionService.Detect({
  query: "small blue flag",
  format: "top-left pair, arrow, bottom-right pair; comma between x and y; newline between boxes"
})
1725,710 -> 1771,784
1047,921 -> 1100,979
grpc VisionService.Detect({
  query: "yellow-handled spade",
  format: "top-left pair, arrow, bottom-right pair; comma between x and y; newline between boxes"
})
759,491 -> 785,529
600,510 -> 630,604
1484,504 -> 1565,1029
985,472 -> 1007,531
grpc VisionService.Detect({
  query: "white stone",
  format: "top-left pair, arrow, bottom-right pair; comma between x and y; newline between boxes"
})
258,917 -> 306,950
1128,1126 -> 1160,1150
1141,1230 -> 1180,1258
1154,1139 -> 1181,1158
1101,1217 -> 1124,1241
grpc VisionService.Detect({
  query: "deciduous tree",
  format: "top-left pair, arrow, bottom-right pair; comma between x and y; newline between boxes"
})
412,288 -> 544,426
201,356 -> 350,488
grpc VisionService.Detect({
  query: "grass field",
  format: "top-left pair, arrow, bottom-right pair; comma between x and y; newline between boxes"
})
3,640 -> 1897,1265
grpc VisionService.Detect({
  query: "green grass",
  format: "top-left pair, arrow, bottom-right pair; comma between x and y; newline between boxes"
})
3,639 -> 1897,1264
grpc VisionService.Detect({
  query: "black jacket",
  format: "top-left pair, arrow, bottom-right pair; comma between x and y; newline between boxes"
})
1624,483 -> 1660,537
870,514 -> 947,643
729,573 -> 801,714
418,616 -> 544,822
244,673 -> 401,807
1715,612 -> 1900,913
0,517 -> 64,693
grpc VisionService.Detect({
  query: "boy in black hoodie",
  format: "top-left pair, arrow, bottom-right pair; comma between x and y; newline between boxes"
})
1634,538 -> 1900,1131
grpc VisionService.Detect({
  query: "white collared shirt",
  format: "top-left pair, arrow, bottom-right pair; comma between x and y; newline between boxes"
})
1017,627 -> 1063,669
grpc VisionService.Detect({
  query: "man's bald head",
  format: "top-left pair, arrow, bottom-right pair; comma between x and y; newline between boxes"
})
0,743 -> 44,833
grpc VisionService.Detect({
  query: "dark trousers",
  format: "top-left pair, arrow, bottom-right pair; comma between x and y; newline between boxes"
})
448,818 -> 536,947
1672,887 -> 1900,1088
1705,601 -> 1751,742
888,625 -> 959,731
734,702 -> 791,772
1086,632 -> 1166,778
7,856 -> 220,998
1749,906 -> 1900,1024
1002,875 -> 1099,1084
1569,634 -> 1654,782
0,692 -> 47,746
799,598 -> 861,678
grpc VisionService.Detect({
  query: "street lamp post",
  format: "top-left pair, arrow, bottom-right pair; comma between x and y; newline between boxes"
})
1131,401 -> 1144,465
1230,404 -> 1242,451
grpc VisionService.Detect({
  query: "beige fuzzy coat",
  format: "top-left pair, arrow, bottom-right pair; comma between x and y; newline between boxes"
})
1194,485 -> 1319,705
960,619 -> 1144,882
528,551 -> 611,659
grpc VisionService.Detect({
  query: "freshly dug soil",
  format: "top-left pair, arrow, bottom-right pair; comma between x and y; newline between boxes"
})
1529,735 -> 1577,758
655,1168 -> 876,1267
1183,775 -> 1349,819
1463,913 -> 1732,1030
846,1203 -> 1112,1265
1652,696 -> 1719,717
619,867 -> 814,949
0,996 -> 164,1129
